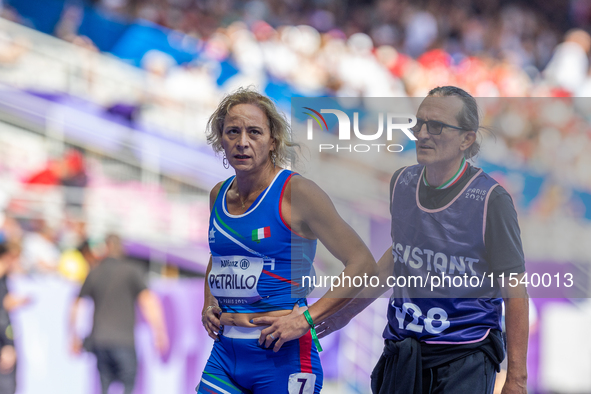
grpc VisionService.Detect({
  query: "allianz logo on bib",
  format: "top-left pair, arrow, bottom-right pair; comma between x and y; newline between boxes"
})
221,258 -> 250,270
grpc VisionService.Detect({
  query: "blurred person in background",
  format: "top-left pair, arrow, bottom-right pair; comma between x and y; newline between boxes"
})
57,239 -> 95,283
0,214 -> 23,245
23,158 -> 63,186
60,149 -> 88,218
317,86 -> 529,394
69,234 -> 169,394
23,149 -> 88,219
543,29 -> 591,95
59,217 -> 88,251
0,29 -> 28,66
20,219 -> 60,274
199,88 -> 377,394
0,240 -> 31,394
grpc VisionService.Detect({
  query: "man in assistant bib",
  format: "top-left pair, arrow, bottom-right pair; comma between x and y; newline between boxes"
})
317,86 -> 529,394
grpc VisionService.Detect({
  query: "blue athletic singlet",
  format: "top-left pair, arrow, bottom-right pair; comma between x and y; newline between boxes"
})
199,169 -> 323,394
208,169 -> 317,313
385,165 -> 503,343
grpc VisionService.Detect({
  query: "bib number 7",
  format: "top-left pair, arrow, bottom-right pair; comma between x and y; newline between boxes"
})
394,302 -> 451,334
288,373 -> 316,394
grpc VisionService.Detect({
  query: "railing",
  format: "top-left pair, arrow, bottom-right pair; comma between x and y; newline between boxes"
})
0,86 -> 226,192
5,181 -> 209,243
0,17 -> 218,143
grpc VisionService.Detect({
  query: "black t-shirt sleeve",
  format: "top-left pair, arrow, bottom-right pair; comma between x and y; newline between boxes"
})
129,265 -> 148,299
485,186 -> 526,275
389,167 -> 405,215
78,270 -> 93,298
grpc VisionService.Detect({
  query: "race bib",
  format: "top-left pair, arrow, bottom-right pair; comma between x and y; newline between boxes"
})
209,255 -> 264,305
288,373 -> 316,394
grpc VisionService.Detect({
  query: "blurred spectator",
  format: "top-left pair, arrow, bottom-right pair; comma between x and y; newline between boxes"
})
69,234 -> 168,394
20,219 -> 60,274
57,239 -> 94,283
59,217 -> 88,251
141,49 -> 176,107
543,29 -> 591,95
23,149 -> 89,218
0,30 -> 28,66
0,241 -> 31,394
60,149 -> 88,217
0,215 -> 22,245
404,9 -> 438,58
54,4 -> 84,42
23,159 -> 62,186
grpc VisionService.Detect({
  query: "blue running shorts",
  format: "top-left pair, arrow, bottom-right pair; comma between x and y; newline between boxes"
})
197,327 -> 322,394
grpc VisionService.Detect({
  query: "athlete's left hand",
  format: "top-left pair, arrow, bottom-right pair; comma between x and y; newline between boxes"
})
252,304 -> 310,352
501,377 -> 527,394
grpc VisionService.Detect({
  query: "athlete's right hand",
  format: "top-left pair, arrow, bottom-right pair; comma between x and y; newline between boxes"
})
315,310 -> 353,339
202,305 -> 222,341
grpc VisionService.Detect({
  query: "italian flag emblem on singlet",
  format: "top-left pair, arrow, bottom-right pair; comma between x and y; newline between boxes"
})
252,227 -> 271,243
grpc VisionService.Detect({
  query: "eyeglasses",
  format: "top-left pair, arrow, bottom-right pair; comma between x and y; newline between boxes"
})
411,117 -> 469,135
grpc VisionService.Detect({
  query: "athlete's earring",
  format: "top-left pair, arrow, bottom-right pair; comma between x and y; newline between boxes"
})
222,152 -> 229,169
271,151 -> 276,167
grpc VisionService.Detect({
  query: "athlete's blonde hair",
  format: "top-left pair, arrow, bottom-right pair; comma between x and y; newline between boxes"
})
206,87 -> 298,167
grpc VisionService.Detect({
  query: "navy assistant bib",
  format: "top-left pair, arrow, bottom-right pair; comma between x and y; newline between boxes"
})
385,165 -> 503,343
